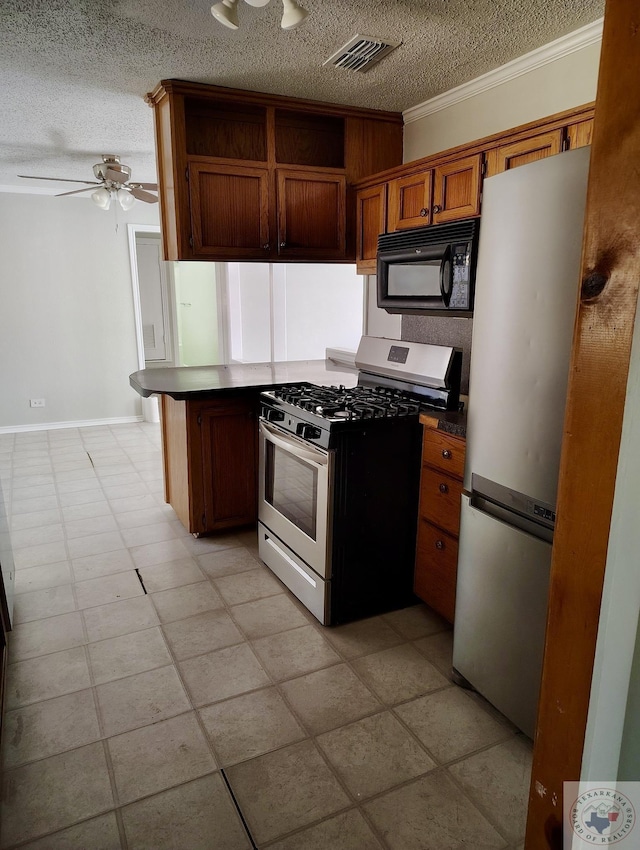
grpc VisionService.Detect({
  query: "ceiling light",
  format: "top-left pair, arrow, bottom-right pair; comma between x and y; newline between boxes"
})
91,186 -> 112,210
211,0 -> 239,29
281,0 -> 308,29
117,189 -> 136,211
210,0 -> 309,31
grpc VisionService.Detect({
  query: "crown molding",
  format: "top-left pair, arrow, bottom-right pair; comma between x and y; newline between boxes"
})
404,18 -> 603,124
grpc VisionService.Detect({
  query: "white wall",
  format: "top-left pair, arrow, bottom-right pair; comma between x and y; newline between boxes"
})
173,262 -> 220,366
275,264 -> 363,360
0,193 -> 159,429
403,39 -> 601,161
228,263 -> 364,362
227,263 -> 272,363
365,277 -> 402,340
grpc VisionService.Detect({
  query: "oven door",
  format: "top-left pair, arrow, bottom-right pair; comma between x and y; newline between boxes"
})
258,420 -> 332,578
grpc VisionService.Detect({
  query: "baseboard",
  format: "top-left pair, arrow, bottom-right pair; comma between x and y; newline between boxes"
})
0,415 -> 145,435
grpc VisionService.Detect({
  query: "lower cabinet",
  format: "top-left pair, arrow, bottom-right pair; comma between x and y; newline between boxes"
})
160,393 -> 258,534
414,422 -> 466,623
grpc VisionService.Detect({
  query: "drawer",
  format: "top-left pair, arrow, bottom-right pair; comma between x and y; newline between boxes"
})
419,467 -> 463,536
422,427 -> 466,479
414,520 -> 458,623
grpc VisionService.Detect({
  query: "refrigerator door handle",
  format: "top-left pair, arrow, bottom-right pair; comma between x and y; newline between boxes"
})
469,491 -> 554,544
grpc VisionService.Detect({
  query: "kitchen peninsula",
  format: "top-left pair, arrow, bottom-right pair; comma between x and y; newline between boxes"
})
130,360 -> 357,536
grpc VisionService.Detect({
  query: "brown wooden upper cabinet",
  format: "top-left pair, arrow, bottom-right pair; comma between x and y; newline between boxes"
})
189,162 -> 270,259
485,130 -> 563,177
356,184 -> 387,275
432,154 -> 483,223
276,170 -> 346,258
388,170 -> 433,230
566,118 -> 594,150
146,80 -> 403,262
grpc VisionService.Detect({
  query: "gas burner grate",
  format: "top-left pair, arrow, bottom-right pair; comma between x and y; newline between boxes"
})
272,383 -> 421,421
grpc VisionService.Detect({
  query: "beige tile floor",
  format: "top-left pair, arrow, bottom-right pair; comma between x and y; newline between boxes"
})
0,422 -> 531,849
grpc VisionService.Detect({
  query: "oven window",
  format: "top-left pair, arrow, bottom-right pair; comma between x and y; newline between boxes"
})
387,260 -> 442,298
265,443 -> 318,539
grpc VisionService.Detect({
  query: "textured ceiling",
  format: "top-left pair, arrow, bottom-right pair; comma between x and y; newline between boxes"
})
0,0 -> 603,189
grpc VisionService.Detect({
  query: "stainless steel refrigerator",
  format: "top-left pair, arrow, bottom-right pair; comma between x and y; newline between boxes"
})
452,146 -> 590,739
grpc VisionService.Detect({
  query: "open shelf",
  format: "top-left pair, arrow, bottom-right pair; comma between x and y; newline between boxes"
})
275,110 -> 345,168
185,99 -> 267,161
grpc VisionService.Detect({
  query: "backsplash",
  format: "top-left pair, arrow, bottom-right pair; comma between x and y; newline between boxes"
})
401,316 -> 473,394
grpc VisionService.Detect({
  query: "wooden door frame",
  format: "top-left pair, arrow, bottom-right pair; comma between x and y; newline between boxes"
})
526,0 -> 640,846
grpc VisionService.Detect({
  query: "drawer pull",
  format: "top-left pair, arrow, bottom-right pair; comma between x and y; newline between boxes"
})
435,539 -> 445,550
439,483 -> 449,494
442,449 -> 452,459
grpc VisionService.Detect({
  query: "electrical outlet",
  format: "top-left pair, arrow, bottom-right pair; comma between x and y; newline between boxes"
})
29,398 -> 45,408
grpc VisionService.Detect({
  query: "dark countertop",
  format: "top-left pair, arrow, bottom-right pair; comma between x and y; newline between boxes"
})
130,360 -> 359,400
420,409 -> 467,439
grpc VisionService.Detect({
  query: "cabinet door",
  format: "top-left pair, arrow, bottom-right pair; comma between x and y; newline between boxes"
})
387,171 -> 433,231
414,519 -> 458,623
432,154 -> 482,224
485,130 -> 563,178
566,119 -> 594,150
189,162 -> 271,259
196,397 -> 257,533
276,170 -> 347,259
356,184 -> 387,274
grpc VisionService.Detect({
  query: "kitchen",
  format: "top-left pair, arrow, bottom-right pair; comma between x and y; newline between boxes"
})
0,1 -> 639,848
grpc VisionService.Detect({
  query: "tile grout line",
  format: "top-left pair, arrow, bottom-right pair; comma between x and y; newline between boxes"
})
220,768 -> 259,850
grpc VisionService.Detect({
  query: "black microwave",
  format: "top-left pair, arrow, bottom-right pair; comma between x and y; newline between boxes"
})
377,219 -> 480,316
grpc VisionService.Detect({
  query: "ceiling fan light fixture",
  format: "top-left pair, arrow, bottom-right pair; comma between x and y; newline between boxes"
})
211,0 -> 239,29
281,0 -> 308,29
117,189 -> 136,211
91,186 -> 112,210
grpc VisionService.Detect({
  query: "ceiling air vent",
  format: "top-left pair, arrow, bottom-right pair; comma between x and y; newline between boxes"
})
323,34 -> 400,73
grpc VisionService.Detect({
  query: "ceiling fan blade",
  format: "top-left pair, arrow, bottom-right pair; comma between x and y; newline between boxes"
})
18,175 -> 99,185
55,186 -> 98,197
105,168 -> 128,184
129,187 -> 158,204
129,182 -> 158,190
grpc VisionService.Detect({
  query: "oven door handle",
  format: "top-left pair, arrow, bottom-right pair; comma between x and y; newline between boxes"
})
259,421 -> 329,468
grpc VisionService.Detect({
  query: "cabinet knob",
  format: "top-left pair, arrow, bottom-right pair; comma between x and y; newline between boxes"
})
439,482 -> 449,494
263,243 -> 270,250
433,204 -> 442,214
442,449 -> 452,459
435,539 -> 445,550
280,241 -> 286,248
420,208 -> 428,217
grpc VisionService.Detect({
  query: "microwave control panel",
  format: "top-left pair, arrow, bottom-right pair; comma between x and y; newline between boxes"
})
449,242 -> 472,310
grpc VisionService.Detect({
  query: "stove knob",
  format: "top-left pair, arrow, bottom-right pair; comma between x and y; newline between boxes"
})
302,424 -> 321,440
267,409 -> 285,422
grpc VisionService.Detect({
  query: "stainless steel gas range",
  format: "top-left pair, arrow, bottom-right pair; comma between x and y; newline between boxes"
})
258,336 -> 462,625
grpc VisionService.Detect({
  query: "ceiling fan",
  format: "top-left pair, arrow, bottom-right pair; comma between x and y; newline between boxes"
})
18,155 -> 158,211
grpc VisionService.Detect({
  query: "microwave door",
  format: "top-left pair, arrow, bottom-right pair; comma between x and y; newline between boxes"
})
377,248 -> 447,312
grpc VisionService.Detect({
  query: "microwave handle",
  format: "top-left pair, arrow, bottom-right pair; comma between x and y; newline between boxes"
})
439,245 -> 452,308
